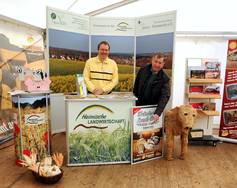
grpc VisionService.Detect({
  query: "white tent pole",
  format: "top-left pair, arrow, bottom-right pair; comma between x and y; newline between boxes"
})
67,0 -> 79,11
176,31 -> 237,38
85,0 -> 139,16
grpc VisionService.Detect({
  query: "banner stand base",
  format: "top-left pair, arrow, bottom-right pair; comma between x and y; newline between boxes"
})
213,135 -> 237,144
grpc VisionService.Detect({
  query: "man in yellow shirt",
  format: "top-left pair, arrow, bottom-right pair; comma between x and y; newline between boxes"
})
83,41 -> 118,95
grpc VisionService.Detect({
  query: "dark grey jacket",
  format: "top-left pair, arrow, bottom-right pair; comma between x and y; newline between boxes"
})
133,64 -> 170,115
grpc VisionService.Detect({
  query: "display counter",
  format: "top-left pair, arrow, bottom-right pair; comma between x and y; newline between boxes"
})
10,91 -> 51,165
65,92 -> 136,166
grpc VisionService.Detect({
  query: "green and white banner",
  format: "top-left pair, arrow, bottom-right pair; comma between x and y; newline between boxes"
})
66,100 -> 132,166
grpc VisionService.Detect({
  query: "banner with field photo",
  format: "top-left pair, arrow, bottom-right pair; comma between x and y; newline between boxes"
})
90,17 -> 135,92
47,7 -> 90,93
47,8 -> 176,94
0,16 -> 45,144
219,40 -> 237,139
132,106 -> 163,164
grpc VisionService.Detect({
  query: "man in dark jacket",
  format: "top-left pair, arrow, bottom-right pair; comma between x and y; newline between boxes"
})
133,53 -> 170,122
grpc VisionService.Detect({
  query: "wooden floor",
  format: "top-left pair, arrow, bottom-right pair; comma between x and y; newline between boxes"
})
1,132 -> 237,188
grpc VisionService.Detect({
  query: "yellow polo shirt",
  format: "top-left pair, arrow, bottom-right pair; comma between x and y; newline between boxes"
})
83,56 -> 118,94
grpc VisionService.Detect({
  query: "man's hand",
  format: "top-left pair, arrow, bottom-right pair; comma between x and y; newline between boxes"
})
152,114 -> 160,123
93,88 -> 104,95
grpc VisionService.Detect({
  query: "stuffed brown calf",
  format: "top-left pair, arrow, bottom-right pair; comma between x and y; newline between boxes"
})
165,105 -> 198,160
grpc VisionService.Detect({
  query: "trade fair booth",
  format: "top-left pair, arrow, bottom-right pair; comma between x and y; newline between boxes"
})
1,0 -> 237,187
47,7 -> 175,165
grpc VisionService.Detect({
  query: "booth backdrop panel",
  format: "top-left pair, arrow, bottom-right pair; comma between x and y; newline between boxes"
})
47,8 -> 176,94
0,17 -> 45,144
91,35 -> 135,92
48,29 -> 89,93
219,40 -> 237,139
66,99 -> 133,166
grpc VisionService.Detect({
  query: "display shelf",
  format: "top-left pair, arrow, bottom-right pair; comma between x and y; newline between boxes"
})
186,58 -> 222,145
187,93 -> 221,99
202,110 -> 219,116
188,78 -> 222,84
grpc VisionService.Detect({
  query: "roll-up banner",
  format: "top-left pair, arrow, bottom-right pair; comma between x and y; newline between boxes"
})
0,16 -> 45,144
219,40 -> 237,141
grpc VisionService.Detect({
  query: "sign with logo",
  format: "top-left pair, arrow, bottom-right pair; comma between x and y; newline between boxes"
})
136,11 -> 176,36
66,99 -> 134,166
90,17 -> 135,36
132,106 -> 163,164
47,7 -> 89,34
25,113 -> 45,125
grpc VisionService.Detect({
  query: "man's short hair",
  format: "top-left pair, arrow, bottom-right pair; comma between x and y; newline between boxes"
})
152,53 -> 165,59
97,41 -> 110,50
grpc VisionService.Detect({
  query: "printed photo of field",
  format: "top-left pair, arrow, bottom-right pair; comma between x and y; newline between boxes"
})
49,32 -> 136,93
136,33 -> 174,78
91,35 -> 135,92
48,29 -> 90,93
69,123 -> 131,164
49,30 -> 174,93
49,51 -> 137,93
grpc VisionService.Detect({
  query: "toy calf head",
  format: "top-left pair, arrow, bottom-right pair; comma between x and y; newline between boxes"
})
177,105 -> 197,130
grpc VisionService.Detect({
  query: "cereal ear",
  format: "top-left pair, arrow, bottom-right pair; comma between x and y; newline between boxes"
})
52,153 -> 64,167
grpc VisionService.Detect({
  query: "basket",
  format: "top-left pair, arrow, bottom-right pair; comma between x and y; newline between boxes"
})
32,169 -> 63,184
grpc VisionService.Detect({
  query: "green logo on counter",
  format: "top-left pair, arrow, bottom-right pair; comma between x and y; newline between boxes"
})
75,105 -> 113,121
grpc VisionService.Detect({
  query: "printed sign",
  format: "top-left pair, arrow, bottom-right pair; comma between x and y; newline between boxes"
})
67,100 -> 134,166
90,17 -> 135,36
136,11 -> 176,36
47,7 -> 89,34
132,106 -> 163,164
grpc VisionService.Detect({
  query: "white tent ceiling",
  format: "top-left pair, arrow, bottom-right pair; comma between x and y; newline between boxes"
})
0,0 -> 237,32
